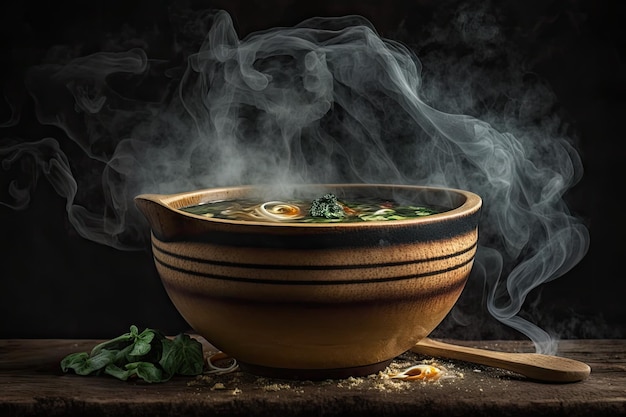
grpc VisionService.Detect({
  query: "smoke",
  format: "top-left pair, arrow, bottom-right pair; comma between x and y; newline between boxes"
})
1,6 -> 589,353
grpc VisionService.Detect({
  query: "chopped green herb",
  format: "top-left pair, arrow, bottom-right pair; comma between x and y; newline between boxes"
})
308,193 -> 346,219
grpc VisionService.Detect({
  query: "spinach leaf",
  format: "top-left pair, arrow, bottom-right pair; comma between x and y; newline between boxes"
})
104,362 -> 164,383
160,333 -> 204,376
61,349 -> 117,375
128,327 -> 155,356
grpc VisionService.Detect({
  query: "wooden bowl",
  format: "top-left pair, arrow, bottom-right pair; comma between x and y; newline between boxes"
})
134,184 -> 482,379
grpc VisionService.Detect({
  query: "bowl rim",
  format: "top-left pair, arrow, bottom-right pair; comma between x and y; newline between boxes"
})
136,183 -> 482,228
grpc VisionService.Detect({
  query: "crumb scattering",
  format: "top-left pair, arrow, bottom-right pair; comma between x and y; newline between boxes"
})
188,351 -> 466,393
262,383 -> 292,392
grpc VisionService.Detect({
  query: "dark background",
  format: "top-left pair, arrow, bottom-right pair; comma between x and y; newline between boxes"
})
1,0 -> 624,340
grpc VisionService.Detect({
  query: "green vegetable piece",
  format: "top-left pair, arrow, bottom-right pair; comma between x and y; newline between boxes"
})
103,363 -> 132,381
160,333 -> 204,376
309,193 -> 345,219
60,352 -> 91,374
61,349 -> 116,375
128,362 -> 164,383
104,362 -> 165,383
128,328 -> 156,357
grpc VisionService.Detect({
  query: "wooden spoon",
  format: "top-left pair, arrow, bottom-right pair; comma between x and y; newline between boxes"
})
410,338 -> 591,383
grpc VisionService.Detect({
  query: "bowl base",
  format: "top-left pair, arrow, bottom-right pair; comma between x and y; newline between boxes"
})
238,359 -> 394,380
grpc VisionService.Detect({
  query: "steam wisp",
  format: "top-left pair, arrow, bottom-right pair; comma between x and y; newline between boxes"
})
0,9 -> 589,353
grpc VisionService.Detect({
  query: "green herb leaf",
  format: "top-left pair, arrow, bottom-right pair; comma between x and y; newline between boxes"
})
125,362 -> 165,383
103,363 -> 132,381
160,333 -> 204,376
61,349 -> 116,375
103,362 -> 165,383
128,328 -> 156,356
60,352 -> 90,374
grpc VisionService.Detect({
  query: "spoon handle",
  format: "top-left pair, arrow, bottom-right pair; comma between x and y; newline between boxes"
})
410,338 -> 591,383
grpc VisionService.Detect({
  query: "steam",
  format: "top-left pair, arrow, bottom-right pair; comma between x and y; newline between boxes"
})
1,9 -> 589,353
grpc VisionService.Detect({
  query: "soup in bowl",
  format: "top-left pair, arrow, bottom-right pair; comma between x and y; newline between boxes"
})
134,184 -> 482,379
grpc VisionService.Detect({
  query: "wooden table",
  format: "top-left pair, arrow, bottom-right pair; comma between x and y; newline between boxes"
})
1,338 -> 625,416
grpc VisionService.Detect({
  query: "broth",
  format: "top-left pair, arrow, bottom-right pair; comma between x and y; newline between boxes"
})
180,194 -> 443,223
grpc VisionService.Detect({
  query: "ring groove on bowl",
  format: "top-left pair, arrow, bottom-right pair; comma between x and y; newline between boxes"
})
151,239 -> 477,271
160,269 -> 470,304
152,241 -> 476,285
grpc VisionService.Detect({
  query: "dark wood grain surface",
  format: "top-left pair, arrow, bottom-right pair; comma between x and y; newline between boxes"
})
1,338 -> 624,417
